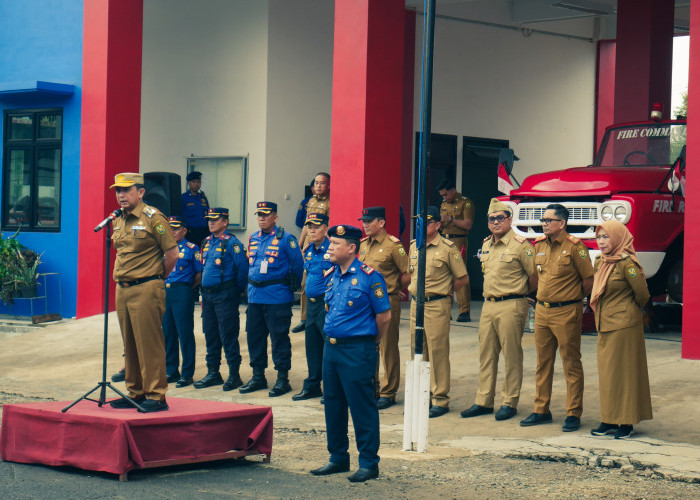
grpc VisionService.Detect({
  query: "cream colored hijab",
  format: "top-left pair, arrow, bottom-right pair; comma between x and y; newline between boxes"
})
589,220 -> 643,312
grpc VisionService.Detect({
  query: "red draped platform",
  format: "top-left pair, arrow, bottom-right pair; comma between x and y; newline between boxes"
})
0,398 -> 273,480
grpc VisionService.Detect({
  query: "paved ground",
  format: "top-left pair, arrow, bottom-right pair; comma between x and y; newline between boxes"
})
1,300 -> 699,497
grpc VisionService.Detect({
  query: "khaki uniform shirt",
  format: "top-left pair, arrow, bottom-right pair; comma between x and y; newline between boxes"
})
112,201 -> 177,281
358,231 -> 409,295
480,229 -> 535,298
440,193 -> 474,236
534,231 -> 594,303
593,256 -> 650,333
306,194 -> 330,216
408,234 -> 467,296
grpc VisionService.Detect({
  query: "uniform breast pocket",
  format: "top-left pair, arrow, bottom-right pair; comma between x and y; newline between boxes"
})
480,252 -> 490,272
428,259 -> 445,278
557,255 -> 572,271
347,288 -> 367,308
499,252 -> 514,263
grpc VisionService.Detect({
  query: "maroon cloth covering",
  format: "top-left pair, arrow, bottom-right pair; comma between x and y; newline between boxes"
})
0,398 -> 273,475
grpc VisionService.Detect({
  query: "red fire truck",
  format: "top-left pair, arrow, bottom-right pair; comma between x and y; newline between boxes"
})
501,118 -> 686,303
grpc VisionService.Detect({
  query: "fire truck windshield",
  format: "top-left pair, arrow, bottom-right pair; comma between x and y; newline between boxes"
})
594,123 -> 686,167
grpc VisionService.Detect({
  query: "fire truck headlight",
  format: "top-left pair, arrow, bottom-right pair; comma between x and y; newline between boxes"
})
601,206 -> 613,220
614,205 -> 628,222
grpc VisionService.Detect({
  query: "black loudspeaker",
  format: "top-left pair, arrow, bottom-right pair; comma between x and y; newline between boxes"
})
143,172 -> 182,217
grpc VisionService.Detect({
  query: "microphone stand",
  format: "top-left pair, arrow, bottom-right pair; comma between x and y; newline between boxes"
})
62,220 -> 145,412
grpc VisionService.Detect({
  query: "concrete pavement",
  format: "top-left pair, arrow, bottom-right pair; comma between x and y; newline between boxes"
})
1,300 -> 699,483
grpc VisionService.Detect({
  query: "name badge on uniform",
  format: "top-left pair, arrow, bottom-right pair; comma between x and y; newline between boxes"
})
132,225 -> 146,230
260,260 -> 268,274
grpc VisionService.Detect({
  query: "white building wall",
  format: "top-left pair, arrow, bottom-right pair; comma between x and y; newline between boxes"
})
140,0 -> 269,239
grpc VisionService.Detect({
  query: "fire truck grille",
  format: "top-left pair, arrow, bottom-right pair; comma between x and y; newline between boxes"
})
511,202 -> 603,240
517,206 -> 598,221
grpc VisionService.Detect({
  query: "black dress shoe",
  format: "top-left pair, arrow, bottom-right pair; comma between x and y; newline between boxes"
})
429,405 -> 449,418
460,404 -> 493,418
239,377 -> 268,394
138,398 -> 169,413
456,312 -> 472,322
109,395 -> 144,409
495,405 -> 517,421
591,422 -> 619,436
377,397 -> 396,410
310,462 -> 350,476
194,371 -> 224,389
176,377 -> 193,388
223,373 -> 243,391
320,397 -> 324,405
291,321 -> 306,333
348,467 -> 379,482
520,412 -> 553,427
269,380 -> 292,397
111,368 -> 125,383
292,388 -> 323,401
562,416 -> 581,432
166,371 -> 181,383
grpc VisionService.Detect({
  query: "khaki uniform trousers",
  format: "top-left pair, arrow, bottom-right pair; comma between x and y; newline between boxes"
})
300,271 -> 307,321
450,237 -> 470,314
116,279 -> 168,401
533,303 -> 583,417
475,299 -> 528,408
377,295 -> 401,399
410,298 -> 451,407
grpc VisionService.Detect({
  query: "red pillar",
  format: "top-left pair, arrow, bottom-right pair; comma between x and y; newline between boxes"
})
613,0 -> 674,123
594,40 -> 616,153
76,0 -> 143,318
682,2 -> 700,359
330,0 -> 406,237
400,10 -> 416,248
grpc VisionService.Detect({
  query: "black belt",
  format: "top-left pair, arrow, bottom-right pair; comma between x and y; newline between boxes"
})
118,275 -> 162,288
411,294 -> 449,303
485,294 -> 527,302
325,335 -> 375,345
248,277 -> 290,288
308,295 -> 325,303
202,280 -> 237,293
165,282 -> 192,289
537,299 -> 581,309
442,233 -> 467,239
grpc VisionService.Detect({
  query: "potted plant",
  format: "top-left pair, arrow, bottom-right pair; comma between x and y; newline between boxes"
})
0,230 -> 41,304
14,249 -> 41,298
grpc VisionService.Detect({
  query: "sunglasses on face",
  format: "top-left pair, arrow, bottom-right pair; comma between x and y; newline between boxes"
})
488,215 -> 507,223
115,187 -> 134,193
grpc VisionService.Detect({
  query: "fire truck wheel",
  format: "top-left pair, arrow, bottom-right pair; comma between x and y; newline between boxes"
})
667,260 -> 683,304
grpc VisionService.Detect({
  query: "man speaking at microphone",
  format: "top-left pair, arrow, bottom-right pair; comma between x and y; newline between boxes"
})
108,173 -> 178,412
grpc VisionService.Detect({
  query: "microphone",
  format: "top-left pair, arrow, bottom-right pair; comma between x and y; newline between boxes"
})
94,209 -> 123,232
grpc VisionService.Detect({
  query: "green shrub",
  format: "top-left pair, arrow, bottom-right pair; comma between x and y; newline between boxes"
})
0,230 -> 41,305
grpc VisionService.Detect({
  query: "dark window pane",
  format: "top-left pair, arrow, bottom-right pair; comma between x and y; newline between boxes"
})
38,113 -> 62,140
9,114 -> 33,140
36,148 -> 61,227
5,149 -> 32,226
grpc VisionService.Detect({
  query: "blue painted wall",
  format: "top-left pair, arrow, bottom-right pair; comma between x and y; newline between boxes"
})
0,0 -> 83,318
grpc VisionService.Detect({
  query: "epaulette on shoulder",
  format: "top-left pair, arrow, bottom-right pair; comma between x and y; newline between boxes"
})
222,234 -> 231,240
442,238 -> 455,247
186,241 -> 196,249
323,266 -> 336,278
143,206 -> 156,218
534,235 -> 547,243
620,252 -> 630,259
388,235 -> 400,243
514,235 -> 526,243
567,234 -> 580,244
360,264 -> 374,275
483,235 -> 492,242
303,243 -> 310,252
360,236 -> 369,242
204,235 -> 212,242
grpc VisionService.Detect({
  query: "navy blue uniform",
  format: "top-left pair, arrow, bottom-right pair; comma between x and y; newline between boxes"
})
182,190 -> 210,245
302,238 -> 333,391
246,226 -> 304,371
162,240 -> 203,379
323,259 -> 390,470
200,231 -> 248,371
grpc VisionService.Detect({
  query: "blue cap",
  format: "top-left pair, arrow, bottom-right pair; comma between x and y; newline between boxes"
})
255,201 -> 277,214
412,206 -> 440,222
205,207 -> 229,219
168,215 -> 185,228
306,213 -> 329,226
328,225 -> 363,240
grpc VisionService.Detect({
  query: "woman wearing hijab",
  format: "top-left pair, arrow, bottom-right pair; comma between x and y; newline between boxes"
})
589,220 -> 652,439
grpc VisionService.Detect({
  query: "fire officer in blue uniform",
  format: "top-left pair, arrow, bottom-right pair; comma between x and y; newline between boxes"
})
194,207 -> 249,391
162,216 -> 203,388
181,171 -> 210,246
292,213 -> 333,401
310,225 -> 391,483
240,201 -> 304,397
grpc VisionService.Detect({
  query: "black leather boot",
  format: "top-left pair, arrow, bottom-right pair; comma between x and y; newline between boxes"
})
194,366 -> 224,389
223,367 -> 243,391
268,370 -> 292,397
239,369 -> 268,394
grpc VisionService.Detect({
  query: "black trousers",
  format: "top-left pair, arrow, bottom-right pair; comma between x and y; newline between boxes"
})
201,287 -> 241,370
245,302 -> 293,371
303,299 -> 326,390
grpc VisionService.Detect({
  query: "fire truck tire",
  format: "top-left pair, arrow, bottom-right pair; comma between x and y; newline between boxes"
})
667,260 -> 683,304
